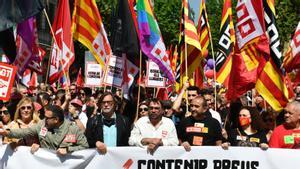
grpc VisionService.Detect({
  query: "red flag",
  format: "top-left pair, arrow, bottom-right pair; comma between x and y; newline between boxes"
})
49,0 -> 74,84
226,0 -> 269,101
283,22 -> 300,73
28,71 -> 38,89
76,68 -> 84,87
156,88 -> 168,101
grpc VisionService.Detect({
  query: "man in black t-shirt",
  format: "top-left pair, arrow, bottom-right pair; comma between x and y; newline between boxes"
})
178,96 -> 223,151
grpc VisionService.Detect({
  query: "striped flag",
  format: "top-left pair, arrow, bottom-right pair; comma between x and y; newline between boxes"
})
195,0 -> 211,87
177,0 -> 202,90
49,0 -> 74,84
255,0 -> 294,111
198,1 -> 210,58
136,0 -> 174,82
72,0 -> 112,68
215,0 -> 235,88
283,21 -> 300,73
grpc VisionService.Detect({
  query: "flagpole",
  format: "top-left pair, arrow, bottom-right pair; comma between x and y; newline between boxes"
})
135,50 -> 143,123
45,45 -> 52,84
43,9 -> 69,89
208,24 -> 217,111
184,42 -> 189,113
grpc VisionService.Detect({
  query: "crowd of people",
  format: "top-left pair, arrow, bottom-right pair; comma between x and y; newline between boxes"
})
0,81 -> 299,156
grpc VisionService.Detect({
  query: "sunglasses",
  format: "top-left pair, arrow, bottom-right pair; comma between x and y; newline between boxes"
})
0,110 -> 9,115
20,106 -> 32,111
139,108 -> 148,112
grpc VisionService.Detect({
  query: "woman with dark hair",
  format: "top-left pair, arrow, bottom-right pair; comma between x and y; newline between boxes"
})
222,106 -> 268,149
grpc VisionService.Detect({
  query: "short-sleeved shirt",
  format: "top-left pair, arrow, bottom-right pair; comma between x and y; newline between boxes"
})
178,114 -> 223,146
228,128 -> 267,147
269,124 -> 300,149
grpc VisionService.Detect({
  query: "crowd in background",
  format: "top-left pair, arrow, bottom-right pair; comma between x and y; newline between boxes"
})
0,81 -> 300,155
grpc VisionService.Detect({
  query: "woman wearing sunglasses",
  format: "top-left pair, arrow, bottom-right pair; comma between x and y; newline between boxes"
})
7,97 -> 40,146
138,101 -> 149,120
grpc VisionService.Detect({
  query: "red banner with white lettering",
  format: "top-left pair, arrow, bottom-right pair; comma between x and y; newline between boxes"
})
0,63 -> 17,100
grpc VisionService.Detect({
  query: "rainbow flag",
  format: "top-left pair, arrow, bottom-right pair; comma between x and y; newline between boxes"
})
136,0 -> 174,82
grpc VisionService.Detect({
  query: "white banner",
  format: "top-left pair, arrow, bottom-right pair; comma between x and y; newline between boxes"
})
145,61 -> 165,87
103,55 -> 124,88
0,146 -> 300,169
85,62 -> 103,87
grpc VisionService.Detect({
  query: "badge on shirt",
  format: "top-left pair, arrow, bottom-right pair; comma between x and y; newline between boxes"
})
236,136 -> 247,141
284,135 -> 294,144
250,137 -> 260,143
39,127 -> 48,137
194,123 -> 204,128
193,136 -> 203,146
202,127 -> 208,133
63,134 -> 77,143
162,131 -> 168,138
292,133 -> 300,138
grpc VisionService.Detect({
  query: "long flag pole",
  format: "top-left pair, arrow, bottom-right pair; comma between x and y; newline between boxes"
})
184,42 -> 189,113
135,50 -> 143,122
207,21 -> 217,111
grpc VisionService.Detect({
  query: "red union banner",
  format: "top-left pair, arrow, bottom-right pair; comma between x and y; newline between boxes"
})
0,63 -> 17,100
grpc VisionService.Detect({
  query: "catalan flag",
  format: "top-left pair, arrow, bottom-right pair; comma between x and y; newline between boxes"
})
198,1 -> 210,58
255,0 -> 293,111
283,21 -> 300,73
72,0 -> 111,67
136,0 -> 174,82
215,0 -> 235,88
178,0 -> 202,88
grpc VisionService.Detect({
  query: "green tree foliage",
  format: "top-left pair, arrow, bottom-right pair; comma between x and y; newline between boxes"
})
276,0 -> 300,49
153,0 -> 181,47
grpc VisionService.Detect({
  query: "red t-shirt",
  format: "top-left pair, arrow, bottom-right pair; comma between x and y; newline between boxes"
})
269,124 -> 300,149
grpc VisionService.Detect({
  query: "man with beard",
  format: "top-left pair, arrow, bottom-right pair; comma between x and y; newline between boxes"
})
129,98 -> 179,154
85,92 -> 130,154
0,105 -> 88,155
269,101 -> 300,149
178,96 -> 223,151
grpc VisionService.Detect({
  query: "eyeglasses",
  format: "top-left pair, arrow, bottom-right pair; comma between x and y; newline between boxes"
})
139,108 -> 148,112
0,110 -> 9,115
20,106 -> 32,111
80,93 -> 85,96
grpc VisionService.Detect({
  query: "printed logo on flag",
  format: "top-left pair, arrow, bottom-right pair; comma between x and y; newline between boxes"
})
0,63 -> 17,100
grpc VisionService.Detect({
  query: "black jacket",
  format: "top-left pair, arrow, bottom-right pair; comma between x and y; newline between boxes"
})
85,112 -> 130,148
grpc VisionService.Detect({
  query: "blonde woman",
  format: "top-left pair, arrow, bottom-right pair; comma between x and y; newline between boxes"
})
7,97 -> 40,146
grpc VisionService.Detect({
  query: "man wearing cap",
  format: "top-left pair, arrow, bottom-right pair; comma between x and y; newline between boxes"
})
0,105 -> 89,155
85,92 -> 130,154
68,98 -> 88,131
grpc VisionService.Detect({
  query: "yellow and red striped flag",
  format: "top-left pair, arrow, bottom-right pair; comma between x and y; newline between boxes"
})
215,0 -> 235,88
176,0 -> 202,90
72,0 -> 111,68
255,0 -> 294,111
197,1 -> 210,58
